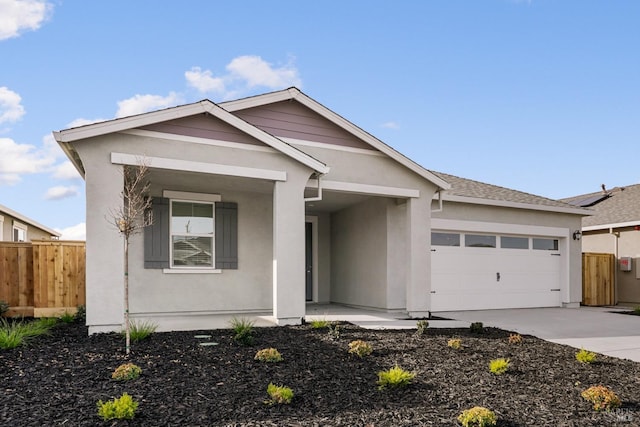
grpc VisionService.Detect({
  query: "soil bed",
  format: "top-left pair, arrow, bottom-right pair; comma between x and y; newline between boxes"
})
1,321 -> 639,426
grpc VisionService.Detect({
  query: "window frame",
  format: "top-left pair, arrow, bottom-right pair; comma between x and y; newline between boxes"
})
164,190 -> 221,272
12,221 -> 27,242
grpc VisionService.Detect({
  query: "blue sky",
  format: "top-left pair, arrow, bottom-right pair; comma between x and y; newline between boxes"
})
1,0 -> 638,240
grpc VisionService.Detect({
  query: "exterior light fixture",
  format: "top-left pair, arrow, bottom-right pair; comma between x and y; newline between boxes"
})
572,230 -> 582,241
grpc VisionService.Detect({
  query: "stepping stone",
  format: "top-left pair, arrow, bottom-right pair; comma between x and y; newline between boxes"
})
199,342 -> 219,347
194,335 -> 212,339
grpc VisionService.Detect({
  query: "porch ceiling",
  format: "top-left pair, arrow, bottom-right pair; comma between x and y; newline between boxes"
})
305,189 -> 373,213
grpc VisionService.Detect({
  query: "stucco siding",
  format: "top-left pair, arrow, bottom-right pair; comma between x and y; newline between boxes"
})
330,197 -> 388,308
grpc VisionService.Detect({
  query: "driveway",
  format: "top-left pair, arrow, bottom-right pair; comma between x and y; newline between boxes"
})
439,306 -> 640,363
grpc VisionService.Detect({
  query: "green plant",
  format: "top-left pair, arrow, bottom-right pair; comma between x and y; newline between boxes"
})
348,340 -> 373,357
470,322 -> 484,334
124,320 -> 158,342
230,317 -> 255,345
576,348 -> 597,364
581,385 -> 621,411
97,393 -> 139,420
0,300 -> 9,317
59,311 -> 75,324
447,338 -> 462,350
377,364 -> 415,390
266,383 -> 294,404
327,323 -> 340,340
633,306 -> 640,315
309,318 -> 330,329
0,317 -> 57,349
489,358 -> 510,375
415,320 -> 429,335
508,333 -> 523,344
111,362 -> 142,381
254,348 -> 283,362
457,406 -> 497,427
74,305 -> 86,323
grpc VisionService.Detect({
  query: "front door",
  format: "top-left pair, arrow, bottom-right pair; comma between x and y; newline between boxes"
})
305,221 -> 313,301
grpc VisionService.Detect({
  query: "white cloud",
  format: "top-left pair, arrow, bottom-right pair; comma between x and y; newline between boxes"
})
44,185 -> 77,200
185,67 -> 225,94
0,86 -> 25,124
381,121 -> 400,130
185,55 -> 301,98
52,160 -> 81,180
66,117 -> 108,128
0,0 -> 53,41
0,137 -> 56,184
116,92 -> 183,118
55,222 -> 85,241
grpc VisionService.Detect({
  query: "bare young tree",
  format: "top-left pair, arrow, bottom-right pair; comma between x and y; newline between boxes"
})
109,159 -> 153,355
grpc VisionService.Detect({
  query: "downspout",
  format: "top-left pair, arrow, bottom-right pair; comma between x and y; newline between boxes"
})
431,190 -> 444,213
304,173 -> 323,202
611,227 -> 619,304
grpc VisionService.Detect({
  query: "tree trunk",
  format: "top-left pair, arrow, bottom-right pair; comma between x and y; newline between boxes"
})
124,237 -> 130,355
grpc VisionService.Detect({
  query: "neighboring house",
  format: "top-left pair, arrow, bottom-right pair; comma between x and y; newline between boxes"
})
54,88 -> 589,333
0,203 -> 61,242
563,184 -> 640,304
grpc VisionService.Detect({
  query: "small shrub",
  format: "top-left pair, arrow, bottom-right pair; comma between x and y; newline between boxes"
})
125,320 -> 158,342
0,319 -> 24,349
415,320 -> 429,335
470,322 -> 484,334
74,305 -> 86,323
266,383 -> 294,404
457,406 -> 497,427
447,338 -> 462,350
0,300 -> 9,317
576,348 -> 597,364
59,311 -> 75,324
377,364 -> 415,390
230,317 -> 255,345
309,319 -> 330,329
633,306 -> 640,316
489,358 -> 510,375
111,362 -> 142,381
327,323 -> 340,340
254,348 -> 283,362
581,385 -> 621,411
508,334 -> 523,344
348,340 -> 373,357
97,393 -> 139,420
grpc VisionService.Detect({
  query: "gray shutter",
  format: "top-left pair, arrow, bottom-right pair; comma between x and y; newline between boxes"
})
215,202 -> 238,269
144,197 -> 169,269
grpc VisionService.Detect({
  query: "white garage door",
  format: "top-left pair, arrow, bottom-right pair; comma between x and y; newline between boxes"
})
431,231 -> 562,311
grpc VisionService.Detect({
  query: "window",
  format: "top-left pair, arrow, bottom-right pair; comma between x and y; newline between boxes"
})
432,232 -> 460,247
533,238 -> 559,251
12,221 -> 27,242
170,201 -> 214,267
501,236 -> 529,249
465,234 -> 496,248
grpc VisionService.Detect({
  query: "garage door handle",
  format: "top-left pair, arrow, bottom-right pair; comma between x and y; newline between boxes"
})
550,288 -> 561,292
496,272 -> 500,282
550,253 -> 561,256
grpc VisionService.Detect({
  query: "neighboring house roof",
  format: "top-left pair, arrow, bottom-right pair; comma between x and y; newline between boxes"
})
561,184 -> 640,229
431,171 -> 591,216
0,203 -> 61,238
53,98 -> 330,177
220,87 -> 451,190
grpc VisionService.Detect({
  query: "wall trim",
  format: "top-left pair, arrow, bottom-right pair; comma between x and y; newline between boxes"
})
307,179 -> 420,198
431,218 -> 570,238
162,190 -> 221,202
284,137 -> 385,157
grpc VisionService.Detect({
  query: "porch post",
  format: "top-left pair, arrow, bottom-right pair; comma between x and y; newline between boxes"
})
406,196 -> 431,317
272,170 -> 308,325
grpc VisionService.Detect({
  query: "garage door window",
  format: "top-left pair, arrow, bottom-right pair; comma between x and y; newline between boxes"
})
501,236 -> 529,249
532,238 -> 559,251
465,234 -> 496,248
432,232 -> 460,246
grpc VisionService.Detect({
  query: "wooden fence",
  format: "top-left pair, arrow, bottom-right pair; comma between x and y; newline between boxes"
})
0,240 -> 85,317
582,252 -> 615,306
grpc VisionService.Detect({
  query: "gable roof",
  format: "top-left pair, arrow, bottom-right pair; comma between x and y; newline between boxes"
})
431,171 -> 591,216
0,203 -> 61,238
53,99 -> 330,178
220,87 -> 451,190
561,184 -> 640,229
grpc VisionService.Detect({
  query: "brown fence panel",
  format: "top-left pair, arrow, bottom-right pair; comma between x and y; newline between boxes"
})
582,252 -> 615,306
0,240 -> 85,317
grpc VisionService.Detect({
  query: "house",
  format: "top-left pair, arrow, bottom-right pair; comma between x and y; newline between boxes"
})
564,184 -> 640,304
0,203 -> 61,242
54,88 -> 589,333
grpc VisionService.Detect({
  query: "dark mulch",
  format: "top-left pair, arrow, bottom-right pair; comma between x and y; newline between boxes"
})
1,321 -> 640,426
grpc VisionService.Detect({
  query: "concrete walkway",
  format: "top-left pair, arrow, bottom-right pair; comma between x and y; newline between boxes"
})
438,306 -> 640,363
305,304 -> 640,363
